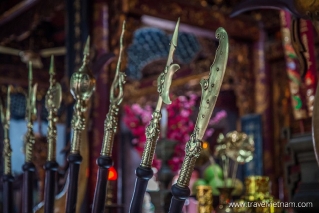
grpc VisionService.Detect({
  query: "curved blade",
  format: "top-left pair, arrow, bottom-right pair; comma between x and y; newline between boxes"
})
157,64 -> 180,104
195,27 -> 229,140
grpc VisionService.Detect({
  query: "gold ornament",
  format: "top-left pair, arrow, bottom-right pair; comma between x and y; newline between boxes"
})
69,37 -> 96,154
25,62 -> 38,162
1,86 -> 13,174
45,56 -> 62,161
101,21 -> 126,157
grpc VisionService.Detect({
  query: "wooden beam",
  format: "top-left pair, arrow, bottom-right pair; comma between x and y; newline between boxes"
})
0,0 -> 39,26
123,0 -> 260,40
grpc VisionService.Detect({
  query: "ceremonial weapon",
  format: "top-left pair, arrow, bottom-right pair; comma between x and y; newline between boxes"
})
129,18 -> 181,213
65,37 -> 96,213
43,56 -> 62,213
91,21 -> 126,213
168,27 -> 229,213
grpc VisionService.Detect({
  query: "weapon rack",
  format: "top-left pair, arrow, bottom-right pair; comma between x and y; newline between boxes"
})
0,0 -> 303,212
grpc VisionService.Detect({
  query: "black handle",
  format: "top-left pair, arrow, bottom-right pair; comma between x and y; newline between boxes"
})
65,153 -> 82,213
22,162 -> 36,213
3,174 -> 14,213
91,156 -> 113,213
168,184 -> 190,213
129,166 -> 153,213
44,161 -> 58,213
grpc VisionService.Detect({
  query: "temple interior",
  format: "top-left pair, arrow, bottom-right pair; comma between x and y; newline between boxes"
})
0,0 -> 319,213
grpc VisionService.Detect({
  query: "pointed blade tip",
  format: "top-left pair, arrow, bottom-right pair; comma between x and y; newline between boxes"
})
84,36 -> 90,56
49,55 -> 55,75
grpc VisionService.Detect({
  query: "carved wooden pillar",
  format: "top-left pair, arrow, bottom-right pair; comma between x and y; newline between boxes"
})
253,22 -> 276,195
88,0 -> 111,207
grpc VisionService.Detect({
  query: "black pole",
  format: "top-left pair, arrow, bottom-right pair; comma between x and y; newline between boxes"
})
43,161 -> 59,213
91,156 -> 112,213
167,184 -> 190,213
3,174 -> 14,213
22,162 -> 36,213
129,166 -> 153,213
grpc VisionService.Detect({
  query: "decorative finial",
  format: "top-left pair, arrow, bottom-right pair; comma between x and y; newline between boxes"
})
25,62 -> 37,162
69,36 -> 96,154
110,20 -> 126,104
45,55 -> 62,161
101,20 -> 127,157
1,86 -> 12,175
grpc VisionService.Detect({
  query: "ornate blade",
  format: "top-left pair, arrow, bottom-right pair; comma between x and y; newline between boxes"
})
110,20 -> 126,105
157,18 -> 180,105
195,27 -> 229,140
177,27 -> 229,188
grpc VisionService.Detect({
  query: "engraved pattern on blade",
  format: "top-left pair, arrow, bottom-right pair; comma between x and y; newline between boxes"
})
101,103 -> 119,156
176,27 -> 229,188
196,27 -> 229,140
141,111 -> 161,167
157,64 -> 180,104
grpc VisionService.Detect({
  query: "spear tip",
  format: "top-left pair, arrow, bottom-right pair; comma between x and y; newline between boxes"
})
49,55 -> 55,75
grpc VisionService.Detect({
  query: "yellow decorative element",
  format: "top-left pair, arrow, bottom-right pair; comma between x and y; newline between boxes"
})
177,27 -> 229,188
244,176 -> 270,201
1,85 -> 12,175
70,37 -> 96,154
101,21 -> 126,157
197,185 -> 213,213
140,18 -> 180,168
25,62 -> 38,162
45,56 -> 62,161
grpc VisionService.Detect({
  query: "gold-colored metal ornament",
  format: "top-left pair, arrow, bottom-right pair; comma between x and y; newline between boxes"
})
177,27 -> 229,188
45,56 -> 62,161
225,131 -> 254,164
140,18 -> 181,168
245,176 -> 270,201
69,37 -> 96,154
197,185 -> 213,213
101,21 -> 126,157
25,62 -> 38,162
1,86 -> 13,175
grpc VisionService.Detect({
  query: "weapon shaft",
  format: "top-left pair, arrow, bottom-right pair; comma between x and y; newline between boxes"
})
3,175 -> 14,213
22,163 -> 36,213
66,153 -> 82,213
168,27 -> 229,213
66,130 -> 83,213
44,162 -> 58,213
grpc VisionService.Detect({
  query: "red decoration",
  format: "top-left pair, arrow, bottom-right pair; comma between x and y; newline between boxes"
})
108,166 -> 118,181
